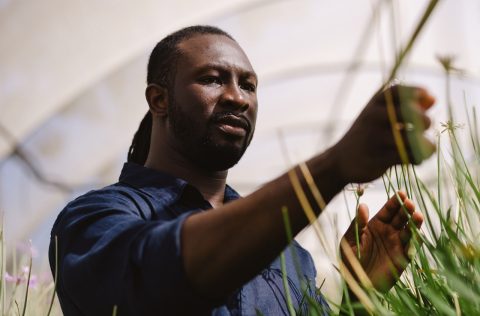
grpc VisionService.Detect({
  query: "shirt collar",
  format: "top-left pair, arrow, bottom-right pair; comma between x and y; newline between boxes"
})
118,162 -> 240,203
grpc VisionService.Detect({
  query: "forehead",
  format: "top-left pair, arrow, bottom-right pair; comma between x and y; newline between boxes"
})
176,34 -> 256,77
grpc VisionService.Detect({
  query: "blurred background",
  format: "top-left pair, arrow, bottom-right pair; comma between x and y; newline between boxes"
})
1,0 -> 479,305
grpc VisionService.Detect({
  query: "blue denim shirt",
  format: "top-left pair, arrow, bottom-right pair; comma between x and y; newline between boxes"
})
50,163 -> 330,315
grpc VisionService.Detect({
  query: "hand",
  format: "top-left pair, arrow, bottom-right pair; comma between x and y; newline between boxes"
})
340,191 -> 423,292
331,85 -> 436,184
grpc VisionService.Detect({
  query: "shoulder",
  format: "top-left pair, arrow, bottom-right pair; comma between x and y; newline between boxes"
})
67,182 -> 144,212
51,183 -> 151,234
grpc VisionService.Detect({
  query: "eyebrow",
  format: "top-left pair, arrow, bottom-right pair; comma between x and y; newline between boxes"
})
194,63 -> 258,83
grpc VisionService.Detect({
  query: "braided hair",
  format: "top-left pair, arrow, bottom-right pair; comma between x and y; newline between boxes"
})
127,25 -> 234,165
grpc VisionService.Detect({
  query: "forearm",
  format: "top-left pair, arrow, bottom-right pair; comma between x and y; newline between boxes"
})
182,148 -> 346,299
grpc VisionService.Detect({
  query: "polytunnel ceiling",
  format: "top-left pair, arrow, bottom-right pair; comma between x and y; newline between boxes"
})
0,0 -> 286,159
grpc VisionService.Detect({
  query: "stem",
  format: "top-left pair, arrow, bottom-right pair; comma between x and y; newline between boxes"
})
354,193 -> 361,259
384,0 -> 441,85
21,247 -> 33,316
280,252 -> 296,316
46,236 -> 58,316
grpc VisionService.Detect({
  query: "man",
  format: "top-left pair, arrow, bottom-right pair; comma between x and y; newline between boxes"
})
50,25 -> 433,315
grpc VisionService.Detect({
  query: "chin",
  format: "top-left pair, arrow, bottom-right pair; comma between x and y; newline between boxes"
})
194,144 -> 246,171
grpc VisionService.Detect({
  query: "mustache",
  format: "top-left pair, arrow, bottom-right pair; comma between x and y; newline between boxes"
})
210,112 -> 251,133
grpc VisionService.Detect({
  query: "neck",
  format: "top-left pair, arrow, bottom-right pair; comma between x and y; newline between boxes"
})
145,140 -> 228,209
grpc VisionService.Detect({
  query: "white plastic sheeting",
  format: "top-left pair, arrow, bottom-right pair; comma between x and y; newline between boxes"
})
1,0 -> 479,304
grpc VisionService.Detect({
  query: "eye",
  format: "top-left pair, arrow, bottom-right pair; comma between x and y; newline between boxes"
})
240,81 -> 256,93
199,76 -> 222,85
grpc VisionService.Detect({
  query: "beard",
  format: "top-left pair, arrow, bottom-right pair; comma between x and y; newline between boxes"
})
167,97 -> 253,172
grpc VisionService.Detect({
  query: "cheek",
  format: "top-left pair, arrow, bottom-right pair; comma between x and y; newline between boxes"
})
183,85 -> 218,116
249,102 -> 258,124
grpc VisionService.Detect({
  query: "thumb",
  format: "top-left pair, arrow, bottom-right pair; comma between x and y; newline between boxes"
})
344,203 -> 369,242
356,203 -> 369,228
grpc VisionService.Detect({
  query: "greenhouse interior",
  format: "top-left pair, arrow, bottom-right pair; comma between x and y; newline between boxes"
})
1,0 -> 480,314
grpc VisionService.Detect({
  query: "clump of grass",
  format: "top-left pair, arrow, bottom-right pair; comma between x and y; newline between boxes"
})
279,0 -> 480,314
282,74 -> 480,316
369,100 -> 480,315
0,234 -> 61,316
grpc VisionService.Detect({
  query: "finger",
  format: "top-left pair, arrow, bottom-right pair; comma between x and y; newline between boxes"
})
391,85 -> 435,111
403,211 -> 424,258
394,88 -> 435,163
421,113 -> 432,130
357,203 -> 369,228
407,135 -> 436,165
378,112 -> 435,166
375,191 -> 407,223
416,87 -> 436,110
391,198 -> 415,229
385,124 -> 436,165
411,210 -> 424,229
391,207 -> 409,229
382,85 -> 433,133
399,207 -> 423,242
403,198 -> 415,215
396,106 -> 432,131
378,84 -> 417,107
401,208 -> 423,235
343,204 -> 369,242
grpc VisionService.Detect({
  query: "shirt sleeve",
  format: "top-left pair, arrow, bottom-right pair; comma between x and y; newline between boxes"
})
49,187 -> 215,316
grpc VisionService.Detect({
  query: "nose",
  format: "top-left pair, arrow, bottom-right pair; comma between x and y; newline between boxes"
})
221,82 -> 249,112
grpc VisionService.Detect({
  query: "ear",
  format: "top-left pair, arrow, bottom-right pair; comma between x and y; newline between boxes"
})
145,84 -> 169,117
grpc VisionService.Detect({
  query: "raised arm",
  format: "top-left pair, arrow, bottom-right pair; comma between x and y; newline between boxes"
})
182,84 -> 435,298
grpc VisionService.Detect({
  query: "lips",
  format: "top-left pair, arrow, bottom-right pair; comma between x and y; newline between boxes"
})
213,114 -> 250,137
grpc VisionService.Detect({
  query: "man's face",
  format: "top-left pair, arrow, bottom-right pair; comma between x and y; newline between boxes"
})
166,34 -> 258,171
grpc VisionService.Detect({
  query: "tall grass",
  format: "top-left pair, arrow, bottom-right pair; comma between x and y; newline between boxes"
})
281,0 -> 480,314
279,58 -> 480,316
0,236 -> 61,316
336,0 -> 480,313
339,101 -> 480,315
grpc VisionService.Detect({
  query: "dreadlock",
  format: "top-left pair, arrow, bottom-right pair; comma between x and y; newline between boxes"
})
127,25 -> 235,165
